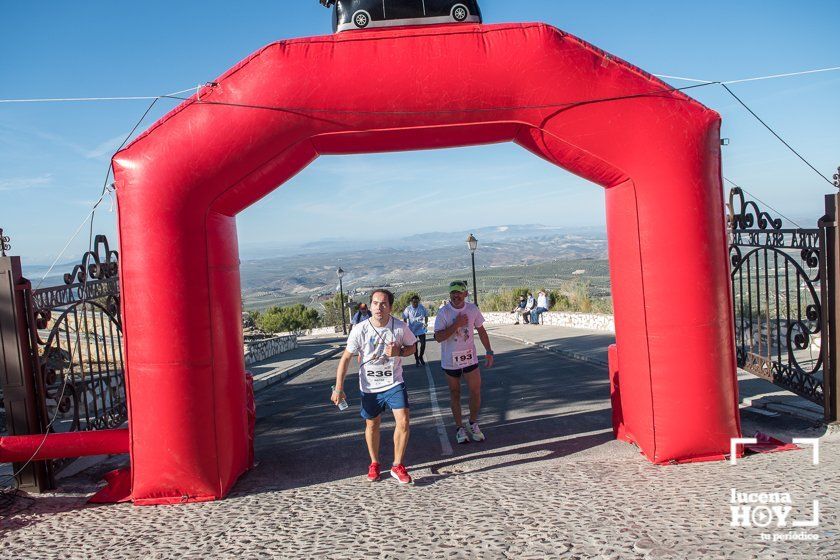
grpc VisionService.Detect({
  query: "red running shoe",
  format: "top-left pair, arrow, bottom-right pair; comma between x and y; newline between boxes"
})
367,462 -> 380,482
390,464 -> 412,484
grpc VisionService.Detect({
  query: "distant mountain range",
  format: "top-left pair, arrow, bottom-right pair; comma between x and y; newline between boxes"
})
240,224 -> 606,259
18,224 -> 609,299
239,224 -> 608,298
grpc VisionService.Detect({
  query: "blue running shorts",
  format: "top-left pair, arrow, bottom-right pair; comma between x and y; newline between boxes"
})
360,383 -> 409,419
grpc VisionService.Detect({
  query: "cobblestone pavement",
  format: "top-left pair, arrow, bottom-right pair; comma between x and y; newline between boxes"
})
1,335 -> 838,559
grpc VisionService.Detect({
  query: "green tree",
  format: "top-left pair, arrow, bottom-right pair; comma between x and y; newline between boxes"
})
512,286 -> 531,302
569,281 -> 593,313
551,291 -> 571,311
482,291 -> 509,312
322,292 -> 349,327
256,304 -> 320,334
392,291 -> 421,318
592,297 -> 614,314
481,287 -> 536,312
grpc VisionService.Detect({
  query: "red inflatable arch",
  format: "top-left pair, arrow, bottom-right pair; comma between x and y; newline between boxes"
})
112,23 -> 741,504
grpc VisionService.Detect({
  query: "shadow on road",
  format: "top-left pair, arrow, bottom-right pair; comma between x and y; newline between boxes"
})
241,340 -> 617,496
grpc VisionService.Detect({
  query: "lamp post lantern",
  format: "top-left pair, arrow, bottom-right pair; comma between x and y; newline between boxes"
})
466,233 -> 478,306
337,267 -> 347,335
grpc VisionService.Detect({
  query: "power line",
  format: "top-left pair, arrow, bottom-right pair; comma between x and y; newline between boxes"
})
2,65 -> 836,104
656,68 -> 837,189
721,83 -> 835,188
0,96 -> 161,104
653,74 -> 715,84
34,96 -> 161,290
171,80 -> 836,192
87,97 -> 161,257
723,177 -> 803,229
33,203 -> 101,290
653,64 -> 840,85
3,69 -> 836,189
722,65 -> 840,85
0,86 -> 198,104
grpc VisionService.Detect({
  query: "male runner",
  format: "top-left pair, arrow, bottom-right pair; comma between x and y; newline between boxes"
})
434,281 -> 494,444
332,289 -> 417,484
402,295 -> 429,367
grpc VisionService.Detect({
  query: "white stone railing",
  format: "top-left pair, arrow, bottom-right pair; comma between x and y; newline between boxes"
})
430,311 -> 614,333
244,334 -> 298,365
300,326 -> 343,336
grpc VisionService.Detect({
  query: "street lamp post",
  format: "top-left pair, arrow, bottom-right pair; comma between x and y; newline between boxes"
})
466,233 -> 478,306
337,267 -> 347,335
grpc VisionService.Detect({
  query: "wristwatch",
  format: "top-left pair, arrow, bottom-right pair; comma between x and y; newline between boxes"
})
486,350 -> 494,356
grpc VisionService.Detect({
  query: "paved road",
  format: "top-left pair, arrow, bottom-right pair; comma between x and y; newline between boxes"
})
254,334 -> 625,487
1,334 -> 838,559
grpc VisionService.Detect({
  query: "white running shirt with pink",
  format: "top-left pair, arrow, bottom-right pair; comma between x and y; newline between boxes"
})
434,301 -> 485,370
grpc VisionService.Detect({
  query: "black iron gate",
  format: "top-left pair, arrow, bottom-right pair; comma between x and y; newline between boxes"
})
728,185 -> 839,422
0,233 -> 126,491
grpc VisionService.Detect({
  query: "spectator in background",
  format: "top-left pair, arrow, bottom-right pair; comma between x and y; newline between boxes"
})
512,295 -> 530,324
530,290 -> 549,325
351,303 -> 372,327
402,295 -> 429,367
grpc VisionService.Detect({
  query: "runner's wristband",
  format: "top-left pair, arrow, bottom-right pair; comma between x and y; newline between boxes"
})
486,350 -> 494,356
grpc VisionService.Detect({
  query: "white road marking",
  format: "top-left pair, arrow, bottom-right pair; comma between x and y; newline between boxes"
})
424,363 -> 454,456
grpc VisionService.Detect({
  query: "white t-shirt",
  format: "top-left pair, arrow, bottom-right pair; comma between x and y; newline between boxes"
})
434,302 -> 485,370
537,292 -> 548,308
346,318 -> 417,394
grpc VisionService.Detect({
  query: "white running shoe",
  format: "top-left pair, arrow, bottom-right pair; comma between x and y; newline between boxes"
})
455,426 -> 470,444
468,421 -> 485,442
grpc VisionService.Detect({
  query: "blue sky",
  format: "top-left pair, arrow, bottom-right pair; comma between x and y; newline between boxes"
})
1,1 -> 838,264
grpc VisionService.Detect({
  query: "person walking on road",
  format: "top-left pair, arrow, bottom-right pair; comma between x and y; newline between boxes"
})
434,280 -> 494,444
332,289 -> 418,484
402,295 -> 429,367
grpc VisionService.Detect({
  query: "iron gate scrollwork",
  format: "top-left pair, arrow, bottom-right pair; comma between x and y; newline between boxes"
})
728,187 -> 828,409
0,228 -> 9,257
28,235 -> 126,472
